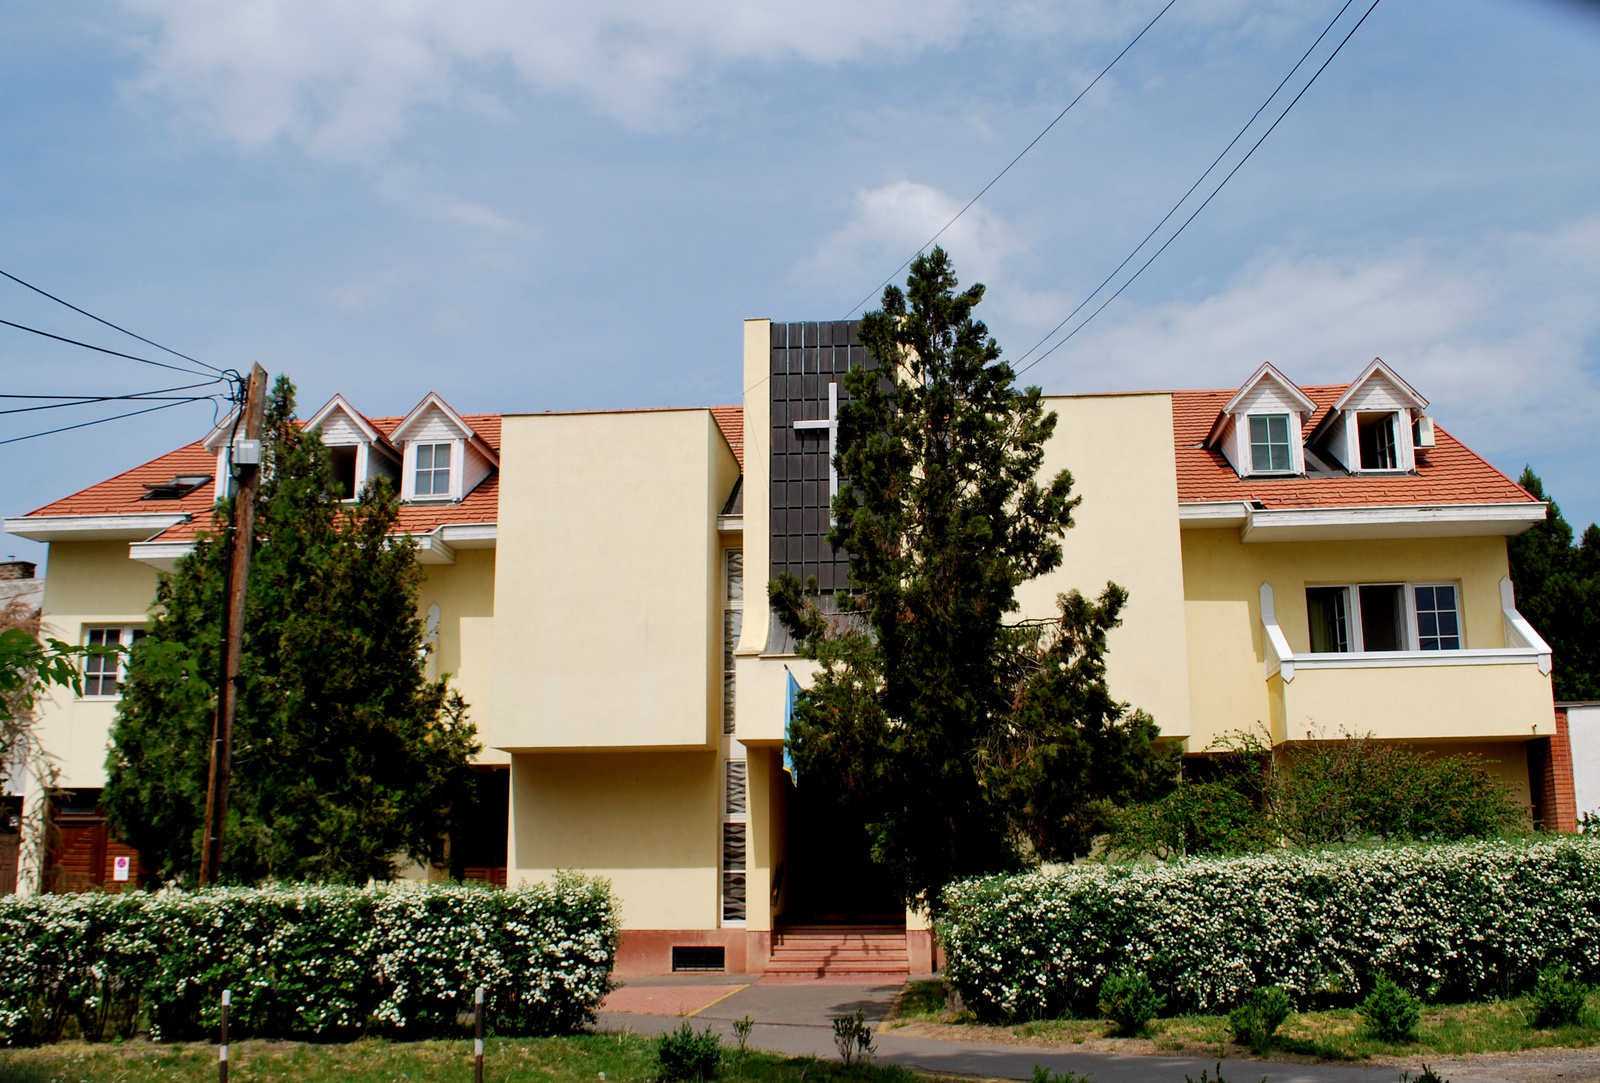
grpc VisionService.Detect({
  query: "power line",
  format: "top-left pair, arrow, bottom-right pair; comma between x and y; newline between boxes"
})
0,395 -> 224,447
0,317 -> 220,378
0,385 -> 226,418
0,268 -> 226,375
1015,0 -> 1384,379
843,0 -> 1182,319
1011,0 -> 1358,372
0,378 -> 226,403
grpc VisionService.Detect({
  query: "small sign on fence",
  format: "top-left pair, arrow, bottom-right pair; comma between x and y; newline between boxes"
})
113,856 -> 130,882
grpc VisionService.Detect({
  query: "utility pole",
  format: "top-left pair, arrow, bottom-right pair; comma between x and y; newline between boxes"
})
198,363 -> 267,888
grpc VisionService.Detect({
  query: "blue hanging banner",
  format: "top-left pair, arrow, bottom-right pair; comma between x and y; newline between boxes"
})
783,667 -> 800,785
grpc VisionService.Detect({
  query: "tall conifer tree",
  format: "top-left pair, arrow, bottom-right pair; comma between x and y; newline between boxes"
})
1509,467 -> 1600,701
771,249 -> 1176,909
105,377 -> 479,884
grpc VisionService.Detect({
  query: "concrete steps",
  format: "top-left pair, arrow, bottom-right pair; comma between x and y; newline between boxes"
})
766,924 -> 909,977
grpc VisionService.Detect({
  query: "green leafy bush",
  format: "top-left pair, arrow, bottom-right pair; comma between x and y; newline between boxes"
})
1098,968 -> 1163,1035
831,1010 -> 875,1065
1360,976 -> 1421,1042
939,838 -> 1600,1021
1529,963 -> 1589,1028
0,874 -> 618,1044
1227,985 -> 1290,1054
656,1020 -> 722,1081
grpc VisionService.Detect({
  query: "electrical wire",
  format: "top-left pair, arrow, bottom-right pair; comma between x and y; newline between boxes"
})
0,389 -> 226,418
0,395 -> 224,447
0,317 -> 219,378
0,268 -> 226,375
1014,0 -> 1384,379
1011,0 -> 1358,372
842,0 -> 1182,320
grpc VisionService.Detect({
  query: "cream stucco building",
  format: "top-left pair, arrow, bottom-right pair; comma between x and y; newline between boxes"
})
3,321 -> 1567,975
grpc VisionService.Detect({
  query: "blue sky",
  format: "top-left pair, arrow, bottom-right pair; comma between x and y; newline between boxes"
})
2,0 -> 1599,568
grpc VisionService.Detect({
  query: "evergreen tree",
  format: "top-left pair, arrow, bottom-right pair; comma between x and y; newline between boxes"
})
771,249 -> 1177,909
105,377 -> 479,884
1509,468 -> 1600,701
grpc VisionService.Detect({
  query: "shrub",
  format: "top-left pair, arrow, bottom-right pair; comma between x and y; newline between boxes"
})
831,1010 -> 875,1065
1360,976 -> 1421,1042
1098,968 -> 1163,1035
0,874 -> 618,1045
939,837 -> 1600,1021
657,1020 -> 722,1081
1227,985 -> 1290,1054
1529,963 -> 1589,1028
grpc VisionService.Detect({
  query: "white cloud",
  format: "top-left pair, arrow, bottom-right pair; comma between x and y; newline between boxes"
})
1028,215 -> 1600,459
800,180 -> 1024,292
116,0 -> 979,158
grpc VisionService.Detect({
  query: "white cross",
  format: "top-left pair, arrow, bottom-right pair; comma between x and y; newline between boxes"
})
793,381 -> 838,518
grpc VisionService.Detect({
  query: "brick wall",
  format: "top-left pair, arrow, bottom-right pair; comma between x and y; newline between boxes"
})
1530,707 -> 1578,833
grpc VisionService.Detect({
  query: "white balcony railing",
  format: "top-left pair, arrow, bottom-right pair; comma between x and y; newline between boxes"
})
1259,577 -> 1552,683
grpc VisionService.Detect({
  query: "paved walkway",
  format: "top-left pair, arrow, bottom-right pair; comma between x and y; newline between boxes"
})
597,978 -> 1522,1083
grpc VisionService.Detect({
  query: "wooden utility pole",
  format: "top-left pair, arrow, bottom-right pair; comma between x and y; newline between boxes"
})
198,364 -> 267,888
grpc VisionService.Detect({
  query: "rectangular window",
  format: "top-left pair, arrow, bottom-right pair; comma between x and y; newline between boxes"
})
1249,414 -> 1292,473
1303,583 -> 1460,653
83,627 -> 145,698
414,442 -> 452,497
1357,412 -> 1399,470
1413,584 -> 1461,650
1306,587 -> 1350,653
722,550 -> 743,735
722,759 -> 748,923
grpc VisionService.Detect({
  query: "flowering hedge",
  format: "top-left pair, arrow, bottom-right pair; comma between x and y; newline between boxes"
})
939,838 -> 1600,1022
0,873 -> 617,1044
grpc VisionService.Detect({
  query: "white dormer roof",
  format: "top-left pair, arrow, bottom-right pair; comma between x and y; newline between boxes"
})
389,391 -> 501,467
1309,358 -> 1427,444
306,394 -> 396,453
1205,362 -> 1316,447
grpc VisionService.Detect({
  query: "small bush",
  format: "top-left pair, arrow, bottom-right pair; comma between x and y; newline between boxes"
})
1227,984 -> 1290,1054
656,1020 -> 722,1081
831,1010 -> 875,1065
1360,976 -> 1421,1042
1099,968 -> 1163,1036
1529,962 -> 1589,1028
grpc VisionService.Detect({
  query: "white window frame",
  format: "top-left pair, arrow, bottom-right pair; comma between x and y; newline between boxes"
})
1303,582 -> 1463,654
81,625 -> 145,699
404,439 -> 461,502
722,549 -> 743,735
1247,413 -> 1294,474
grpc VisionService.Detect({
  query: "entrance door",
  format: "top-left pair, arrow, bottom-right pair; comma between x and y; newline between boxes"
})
778,775 -> 903,925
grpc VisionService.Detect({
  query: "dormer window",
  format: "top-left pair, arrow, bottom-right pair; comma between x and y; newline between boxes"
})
304,394 -> 402,501
414,443 -> 453,497
1249,414 -> 1292,473
1357,412 -> 1399,470
1204,363 -> 1316,479
1307,359 -> 1428,475
389,392 -> 500,504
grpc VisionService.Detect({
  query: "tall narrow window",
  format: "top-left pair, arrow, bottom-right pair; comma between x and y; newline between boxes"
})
1249,414 -> 1292,473
1306,588 -> 1350,653
414,442 -> 452,497
1413,585 -> 1461,650
722,759 -> 747,923
723,550 -> 743,735
1357,412 -> 1398,470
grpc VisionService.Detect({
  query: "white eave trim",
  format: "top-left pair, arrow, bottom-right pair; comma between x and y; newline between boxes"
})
5,513 -> 191,542
718,514 -> 744,533
129,540 -> 196,571
1179,501 -> 1547,540
438,523 -> 496,548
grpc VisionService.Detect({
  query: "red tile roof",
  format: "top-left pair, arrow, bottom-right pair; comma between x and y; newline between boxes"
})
1172,386 -> 1536,508
20,405 -> 745,542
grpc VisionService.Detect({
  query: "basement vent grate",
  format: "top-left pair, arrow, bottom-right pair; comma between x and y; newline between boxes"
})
671,946 -> 726,973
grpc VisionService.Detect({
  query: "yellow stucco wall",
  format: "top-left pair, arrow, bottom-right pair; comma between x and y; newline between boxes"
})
738,318 -> 772,659
490,409 -> 739,751
508,751 -> 720,929
1273,663 -> 1554,745
1016,393 -> 1193,740
1182,529 -> 1550,750
417,548 -> 504,765
31,541 -> 162,789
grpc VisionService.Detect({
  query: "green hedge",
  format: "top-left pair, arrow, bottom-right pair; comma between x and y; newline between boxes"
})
0,873 -> 618,1044
939,838 -> 1600,1022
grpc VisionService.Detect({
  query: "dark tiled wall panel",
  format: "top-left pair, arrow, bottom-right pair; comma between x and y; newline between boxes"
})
769,320 -> 873,592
